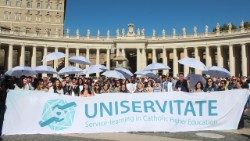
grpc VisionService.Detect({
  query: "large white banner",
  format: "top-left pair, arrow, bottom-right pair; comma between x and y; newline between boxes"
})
2,89 -> 250,135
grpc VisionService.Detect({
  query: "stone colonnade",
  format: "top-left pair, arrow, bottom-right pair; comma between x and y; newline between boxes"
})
0,43 -> 249,77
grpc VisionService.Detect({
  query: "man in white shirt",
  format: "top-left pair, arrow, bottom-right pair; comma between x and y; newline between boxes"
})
161,76 -> 173,92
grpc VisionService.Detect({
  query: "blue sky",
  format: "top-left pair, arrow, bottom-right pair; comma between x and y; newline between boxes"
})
64,0 -> 250,36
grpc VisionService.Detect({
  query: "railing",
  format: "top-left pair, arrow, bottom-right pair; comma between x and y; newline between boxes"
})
0,27 -> 249,41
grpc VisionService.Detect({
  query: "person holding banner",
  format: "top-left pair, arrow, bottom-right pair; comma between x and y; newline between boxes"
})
194,81 -> 204,92
217,80 -> 227,91
35,80 -> 48,92
174,73 -> 189,92
0,75 -> 15,136
203,78 -> 217,92
14,76 -> 33,90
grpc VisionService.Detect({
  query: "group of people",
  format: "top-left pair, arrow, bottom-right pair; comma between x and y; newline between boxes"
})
0,72 -> 249,134
10,72 -> 250,96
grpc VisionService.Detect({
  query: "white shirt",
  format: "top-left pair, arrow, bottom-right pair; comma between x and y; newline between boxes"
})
126,83 -> 137,93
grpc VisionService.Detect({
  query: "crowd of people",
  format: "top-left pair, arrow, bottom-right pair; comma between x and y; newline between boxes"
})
0,72 -> 250,133
8,72 -> 250,96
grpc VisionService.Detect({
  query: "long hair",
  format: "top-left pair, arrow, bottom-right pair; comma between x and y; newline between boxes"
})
81,83 -> 92,94
195,81 -> 204,91
93,83 -> 101,93
17,75 -> 26,89
36,79 -> 44,90
53,79 -> 62,90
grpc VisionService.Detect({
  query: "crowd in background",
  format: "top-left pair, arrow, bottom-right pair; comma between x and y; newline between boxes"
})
8,73 -> 250,96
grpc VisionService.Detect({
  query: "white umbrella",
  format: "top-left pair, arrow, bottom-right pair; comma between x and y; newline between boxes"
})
5,66 -> 37,77
202,66 -> 230,78
34,65 -> 57,74
144,63 -> 171,71
135,70 -> 155,75
115,67 -> 133,78
80,64 -> 107,75
186,74 -> 206,89
94,64 -> 108,70
102,70 -> 126,79
178,57 -> 208,71
58,66 -> 82,75
69,56 -> 92,65
135,70 -> 157,78
42,52 -> 65,62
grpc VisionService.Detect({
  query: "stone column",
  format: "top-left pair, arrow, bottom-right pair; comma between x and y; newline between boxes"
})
43,46 -> 48,66
173,48 -> 178,77
183,48 -> 189,76
86,48 -> 90,68
194,47 -> 201,74
106,49 -> 110,69
20,44 -> 25,66
54,47 -> 58,70
141,48 -> 147,69
229,44 -> 235,76
86,48 -> 90,77
122,48 -> 126,67
96,49 -> 100,77
31,46 -> 37,67
205,46 -> 212,67
116,48 -> 120,67
241,44 -> 247,76
65,47 -> 69,67
96,49 -> 100,65
217,46 -> 223,67
8,44 -> 13,70
152,49 -> 157,63
162,48 -> 168,75
75,48 -> 79,67
137,48 -> 141,71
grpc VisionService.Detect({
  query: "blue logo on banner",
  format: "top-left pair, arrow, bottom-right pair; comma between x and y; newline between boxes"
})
39,99 -> 77,131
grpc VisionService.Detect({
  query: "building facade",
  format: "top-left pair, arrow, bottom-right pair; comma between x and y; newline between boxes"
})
0,0 -> 65,36
0,23 -> 249,77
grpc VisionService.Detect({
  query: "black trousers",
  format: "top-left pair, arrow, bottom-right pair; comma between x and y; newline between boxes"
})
0,104 -> 6,136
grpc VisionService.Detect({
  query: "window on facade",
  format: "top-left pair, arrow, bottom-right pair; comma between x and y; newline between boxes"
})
45,12 -> 51,22
56,2 -> 62,10
25,27 -> 31,34
46,0 -> 51,9
45,28 -> 51,36
35,27 -> 41,35
27,0 -> 32,8
26,10 -> 32,21
35,11 -> 41,21
56,28 -> 61,36
5,0 -> 11,6
16,0 -> 22,7
36,0 -> 42,8
55,13 -> 61,23
4,11 -> 10,20
15,13 -> 21,21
